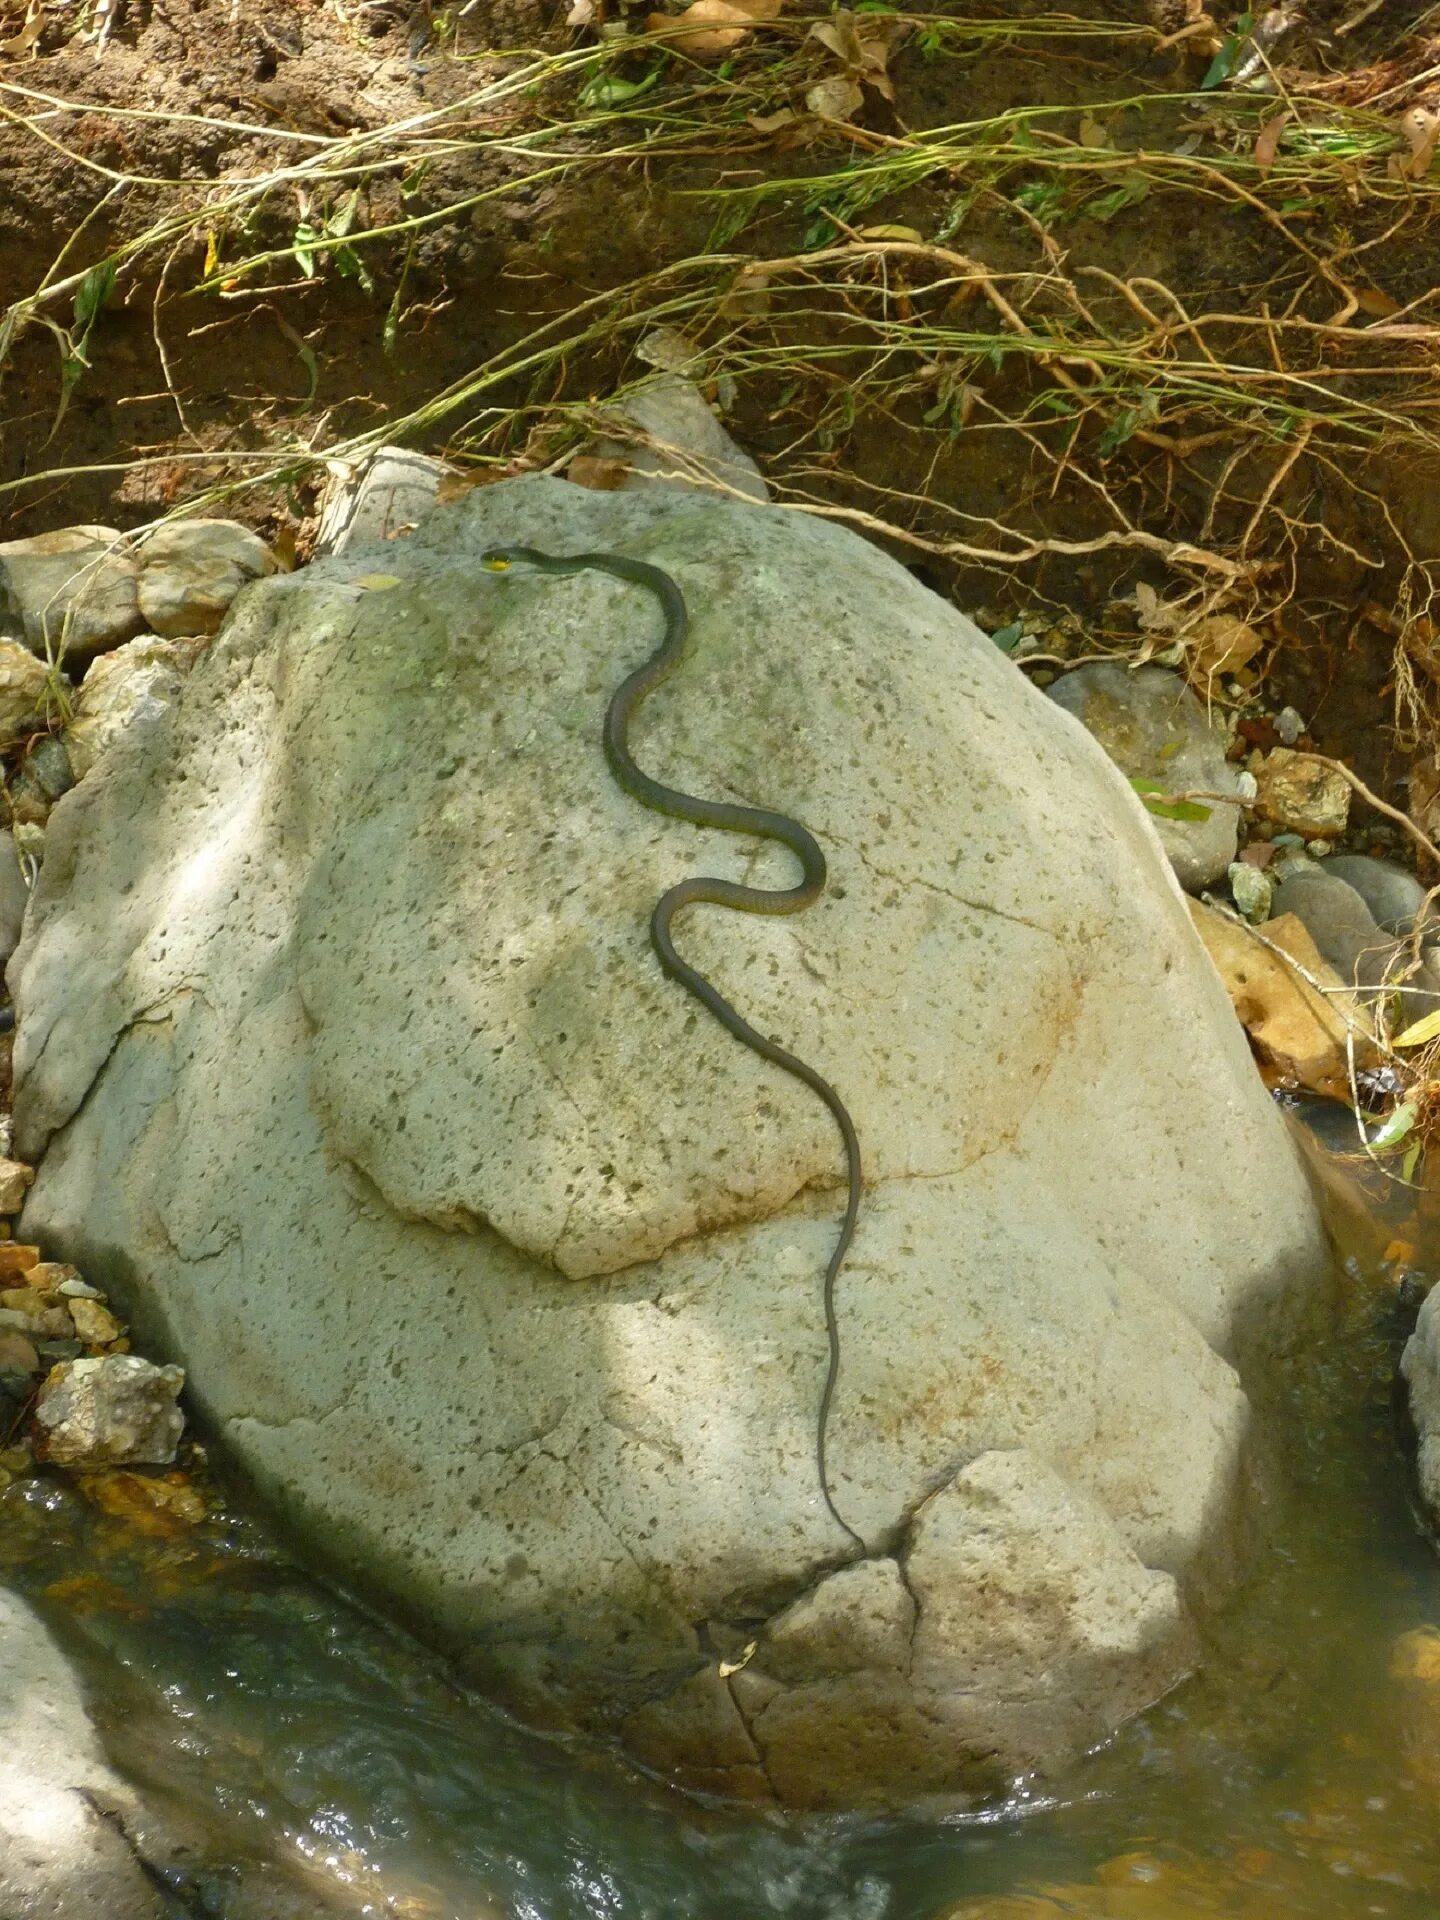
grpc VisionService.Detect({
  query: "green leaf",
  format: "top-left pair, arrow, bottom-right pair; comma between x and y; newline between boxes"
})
1201,9 -> 1253,88
292,221 -> 320,278
1394,1008 -> 1440,1049
1402,1136 -> 1424,1184
72,260 -> 116,331
1129,776 -> 1212,822
1370,1098 -> 1418,1153
580,65 -> 662,110
1084,171 -> 1151,223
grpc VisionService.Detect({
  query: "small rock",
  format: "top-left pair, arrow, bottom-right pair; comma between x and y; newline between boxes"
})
0,1158 -> 34,1214
135,518 -> 276,638
1268,867 -> 1436,1021
1275,706 -> 1305,746
590,374 -> 771,506
313,446 -> 457,556
34,1354 -> 185,1467
0,525 -> 144,666
1252,748 -> 1351,838
0,1291 -> 73,1340
55,1275 -> 102,1300
79,1469 -> 205,1534
0,844 -> 27,972
1188,900 -> 1374,1099
62,634 -> 207,782
1228,861 -> 1273,923
68,1296 -> 122,1346
0,1329 -> 38,1374
1045,663 -> 1242,890
0,640 -> 59,751
26,1261 -> 83,1291
0,1243 -> 40,1280
23,734 -> 74,803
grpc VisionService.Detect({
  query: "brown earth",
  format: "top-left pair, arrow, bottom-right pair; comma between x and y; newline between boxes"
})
3,0 -> 1440,795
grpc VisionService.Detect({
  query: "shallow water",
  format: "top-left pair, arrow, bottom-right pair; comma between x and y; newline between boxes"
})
4,1151 -> 1440,1919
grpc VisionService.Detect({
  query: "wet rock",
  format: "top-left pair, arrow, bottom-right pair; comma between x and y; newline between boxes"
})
314,445 -> 456,555
1044,662 -> 1242,890
135,518 -> 276,638
1252,748 -> 1350,839
0,637 -> 59,747
12,474 -> 1328,1809
0,1155 -> 35,1213
63,633 -> 207,782
591,373 -> 771,505
34,1354 -> 185,1467
1390,1625 -> 1440,1793
0,1589 -> 164,1919
1188,900 -> 1374,1099
1323,853 -> 1436,939
0,1288 -> 74,1339
0,525 -> 144,667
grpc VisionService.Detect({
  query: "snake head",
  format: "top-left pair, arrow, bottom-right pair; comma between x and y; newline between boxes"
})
480,550 -> 512,572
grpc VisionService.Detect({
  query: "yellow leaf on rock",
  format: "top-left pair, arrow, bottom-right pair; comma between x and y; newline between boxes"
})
1395,1008 -> 1440,1048
352,573 -> 404,591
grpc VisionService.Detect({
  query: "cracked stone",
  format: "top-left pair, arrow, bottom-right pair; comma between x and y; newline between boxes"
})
35,1355 -> 185,1467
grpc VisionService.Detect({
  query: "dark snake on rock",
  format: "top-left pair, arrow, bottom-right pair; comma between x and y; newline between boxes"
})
482,544 -> 864,1551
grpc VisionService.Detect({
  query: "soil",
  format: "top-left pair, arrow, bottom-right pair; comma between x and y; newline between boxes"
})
3,0 -> 1440,798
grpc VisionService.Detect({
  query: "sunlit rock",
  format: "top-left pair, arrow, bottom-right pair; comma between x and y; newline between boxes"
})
13,476 -> 1329,1808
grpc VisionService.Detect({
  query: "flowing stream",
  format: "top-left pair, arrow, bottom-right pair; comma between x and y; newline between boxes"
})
3,1137 -> 1439,1920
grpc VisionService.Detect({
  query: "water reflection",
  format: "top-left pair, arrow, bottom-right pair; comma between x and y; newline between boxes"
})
2,1134 -> 1439,1918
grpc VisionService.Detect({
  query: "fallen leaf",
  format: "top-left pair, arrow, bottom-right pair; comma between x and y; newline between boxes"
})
1357,286 -> 1402,317
1185,612 -> 1263,680
719,262 -> 773,318
805,74 -> 864,121
0,1 -> 40,57
646,0 -> 779,59
747,107 -> 795,133
809,8 -> 905,101
352,573 -> 404,591
1254,109 -> 1290,171
1395,1008 -> 1440,1049
565,0 -> 597,24
1372,1097 -> 1418,1152
1078,115 -> 1110,148
1399,106 -> 1440,180
855,223 -> 925,243
567,453 -> 632,490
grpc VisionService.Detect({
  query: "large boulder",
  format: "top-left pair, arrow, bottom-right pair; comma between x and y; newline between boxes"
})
11,478 -> 1328,1809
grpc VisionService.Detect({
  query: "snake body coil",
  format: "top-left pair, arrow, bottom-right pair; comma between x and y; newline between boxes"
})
482,543 -> 864,1551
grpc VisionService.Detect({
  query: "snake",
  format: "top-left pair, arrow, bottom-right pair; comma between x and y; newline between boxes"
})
482,543 -> 865,1553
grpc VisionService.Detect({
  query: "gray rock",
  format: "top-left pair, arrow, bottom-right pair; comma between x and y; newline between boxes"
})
13,476 -> 1326,1808
0,525 -> 144,667
34,1354 -> 185,1467
135,519 -> 275,639
1271,865 -> 1440,1029
592,373 -> 770,504
313,445 -> 456,556
1045,662 -> 1242,890
0,1590 -> 163,1919
26,734 -> 75,803
1322,854 -> 1437,939
1275,706 -> 1305,746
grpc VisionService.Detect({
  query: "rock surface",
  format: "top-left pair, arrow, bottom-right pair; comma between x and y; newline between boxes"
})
12,477 -> 1328,1808
0,526 -> 144,667
0,638 -> 60,749
0,1589 -> 163,1919
592,373 -> 770,504
62,634 -> 207,783
34,1355 -> 185,1467
314,445 -> 456,555
134,519 -> 275,638
1044,662 -> 1242,889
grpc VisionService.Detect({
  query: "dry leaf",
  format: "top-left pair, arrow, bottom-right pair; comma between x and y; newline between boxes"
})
1357,286 -> 1402,317
567,453 -> 632,490
1185,612 -> 1263,680
352,573 -> 404,591
565,0 -> 597,24
855,223 -> 925,243
1399,106 -> 1440,180
1254,109 -> 1289,172
646,0 -> 779,59
805,74 -> 864,121
747,107 -> 795,133
809,8 -> 905,102
1078,116 -> 1109,148
0,0 -> 40,56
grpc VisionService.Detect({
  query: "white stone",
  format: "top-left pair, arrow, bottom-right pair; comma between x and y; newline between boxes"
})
35,1354 -> 184,1466
313,445 -> 457,556
13,477 -> 1327,1807
63,634 -> 207,782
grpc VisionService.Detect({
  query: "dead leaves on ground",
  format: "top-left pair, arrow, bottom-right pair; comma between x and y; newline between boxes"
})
645,0 -> 779,61
639,0 -> 905,122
